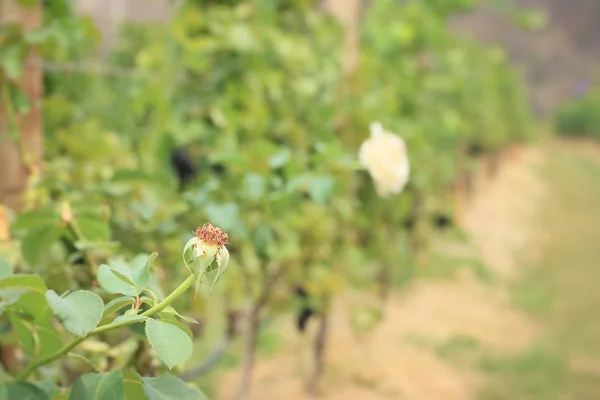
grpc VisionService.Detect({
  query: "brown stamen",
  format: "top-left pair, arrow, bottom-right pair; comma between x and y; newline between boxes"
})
195,223 -> 229,248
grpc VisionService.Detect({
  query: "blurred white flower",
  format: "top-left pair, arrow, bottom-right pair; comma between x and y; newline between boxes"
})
358,122 -> 410,197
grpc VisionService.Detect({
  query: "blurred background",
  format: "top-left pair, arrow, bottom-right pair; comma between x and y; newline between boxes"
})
1,0 -> 600,399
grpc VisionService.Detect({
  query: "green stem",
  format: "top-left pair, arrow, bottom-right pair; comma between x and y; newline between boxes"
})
69,217 -> 98,273
16,274 -> 197,381
139,274 -> 196,317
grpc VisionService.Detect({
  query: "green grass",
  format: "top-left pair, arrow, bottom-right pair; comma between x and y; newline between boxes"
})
478,141 -> 600,399
435,335 -> 482,363
479,346 -> 567,400
256,327 -> 281,356
424,251 -> 497,284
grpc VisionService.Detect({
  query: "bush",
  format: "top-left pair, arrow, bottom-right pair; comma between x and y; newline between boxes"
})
0,0 -> 534,397
554,91 -> 600,139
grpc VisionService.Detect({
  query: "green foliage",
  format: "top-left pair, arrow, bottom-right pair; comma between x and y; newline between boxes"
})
0,382 -> 52,400
69,371 -> 124,400
64,370 -> 206,400
512,9 -> 548,31
554,88 -> 600,139
45,290 -> 104,337
145,319 -> 193,370
0,0 -> 534,397
140,374 -> 207,399
97,254 -> 155,297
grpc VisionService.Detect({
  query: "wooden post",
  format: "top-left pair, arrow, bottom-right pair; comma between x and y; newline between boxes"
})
0,0 -> 44,211
321,0 -> 365,76
453,147 -> 471,227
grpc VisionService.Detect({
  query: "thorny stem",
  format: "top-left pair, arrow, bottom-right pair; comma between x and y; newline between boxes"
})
16,274 -> 197,381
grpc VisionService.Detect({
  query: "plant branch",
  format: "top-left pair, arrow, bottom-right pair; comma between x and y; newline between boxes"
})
307,312 -> 328,397
68,218 -> 99,273
179,334 -> 230,380
235,264 -> 285,400
180,300 -> 240,380
16,273 -> 197,380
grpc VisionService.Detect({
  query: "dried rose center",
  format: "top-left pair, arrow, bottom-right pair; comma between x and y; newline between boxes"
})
195,223 -> 229,248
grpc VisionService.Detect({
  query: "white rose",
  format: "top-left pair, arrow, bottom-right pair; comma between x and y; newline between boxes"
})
358,122 -> 410,197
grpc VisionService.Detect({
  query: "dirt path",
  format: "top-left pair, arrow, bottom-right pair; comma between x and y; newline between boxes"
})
477,141 -> 600,399
217,146 -> 546,400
